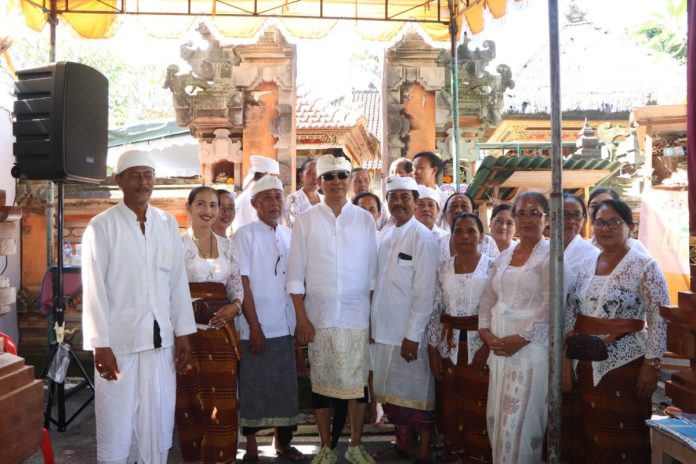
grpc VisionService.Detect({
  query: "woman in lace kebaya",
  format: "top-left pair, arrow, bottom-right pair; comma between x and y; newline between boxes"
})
284,158 -> 322,228
175,186 -> 244,463
427,213 -> 494,464
478,192 -> 551,464
565,199 -> 667,463
489,204 -> 516,253
440,193 -> 499,260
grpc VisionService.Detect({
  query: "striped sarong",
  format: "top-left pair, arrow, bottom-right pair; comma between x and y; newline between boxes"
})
436,342 -> 491,463
175,325 -> 238,463
576,357 -> 652,464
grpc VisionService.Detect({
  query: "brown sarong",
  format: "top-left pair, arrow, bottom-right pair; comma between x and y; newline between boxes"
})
576,357 -> 651,464
435,342 -> 491,463
175,324 -> 239,463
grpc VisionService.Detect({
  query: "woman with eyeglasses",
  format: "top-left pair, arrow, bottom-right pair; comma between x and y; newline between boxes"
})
565,198 -> 667,463
441,193 -> 499,259
587,188 -> 650,256
284,158 -> 323,228
176,186 -> 244,462
489,204 -> 516,252
478,191 -> 551,464
427,213 -> 494,464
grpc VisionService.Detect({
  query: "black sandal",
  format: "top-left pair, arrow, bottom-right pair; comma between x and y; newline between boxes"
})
242,453 -> 260,463
373,445 -> 410,461
276,446 -> 306,462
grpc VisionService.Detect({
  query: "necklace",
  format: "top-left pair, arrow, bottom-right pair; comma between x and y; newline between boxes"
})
192,230 -> 214,259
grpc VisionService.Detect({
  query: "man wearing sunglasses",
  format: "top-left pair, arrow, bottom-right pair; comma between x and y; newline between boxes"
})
287,154 -> 378,464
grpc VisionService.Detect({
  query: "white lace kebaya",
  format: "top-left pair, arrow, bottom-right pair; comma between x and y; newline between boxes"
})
427,255 -> 494,365
565,247 -> 668,386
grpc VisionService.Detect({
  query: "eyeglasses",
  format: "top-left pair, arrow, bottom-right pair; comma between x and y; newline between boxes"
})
563,212 -> 585,222
514,209 -> 545,219
592,218 -> 624,230
320,172 -> 349,181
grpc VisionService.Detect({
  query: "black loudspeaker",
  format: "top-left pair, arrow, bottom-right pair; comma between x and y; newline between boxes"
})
12,61 -> 108,183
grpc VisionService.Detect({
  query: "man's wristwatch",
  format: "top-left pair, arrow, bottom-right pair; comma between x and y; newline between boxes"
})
644,358 -> 661,370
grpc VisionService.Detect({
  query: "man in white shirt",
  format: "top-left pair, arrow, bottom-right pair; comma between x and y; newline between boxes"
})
371,176 -> 439,463
81,150 -> 196,464
232,154 -> 280,231
287,154 -> 378,464
234,175 -> 303,462
349,167 -> 372,198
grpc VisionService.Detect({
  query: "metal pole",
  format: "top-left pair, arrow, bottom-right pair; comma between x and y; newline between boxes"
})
45,0 -> 57,268
448,0 -> 461,188
547,0 -> 564,462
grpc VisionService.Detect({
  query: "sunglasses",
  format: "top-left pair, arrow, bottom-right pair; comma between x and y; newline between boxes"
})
320,172 -> 349,181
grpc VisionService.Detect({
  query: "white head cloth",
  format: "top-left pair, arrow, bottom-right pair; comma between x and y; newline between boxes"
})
116,150 -> 156,174
243,155 -> 280,189
417,185 -> 440,205
316,154 -> 352,177
250,174 -> 283,198
385,175 -> 418,193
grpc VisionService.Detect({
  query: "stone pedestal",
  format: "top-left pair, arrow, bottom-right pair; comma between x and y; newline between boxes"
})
660,291 -> 696,411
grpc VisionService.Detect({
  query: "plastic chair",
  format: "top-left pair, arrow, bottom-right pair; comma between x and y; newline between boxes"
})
0,332 -> 55,464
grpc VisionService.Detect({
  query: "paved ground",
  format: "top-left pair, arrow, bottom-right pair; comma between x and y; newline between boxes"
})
24,372 -> 674,464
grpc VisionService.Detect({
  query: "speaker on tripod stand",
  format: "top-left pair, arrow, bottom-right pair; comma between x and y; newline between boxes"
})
12,61 -> 109,431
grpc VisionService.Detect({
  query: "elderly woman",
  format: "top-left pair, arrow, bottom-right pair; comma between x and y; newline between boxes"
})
565,198 -> 668,463
441,193 -> 499,259
489,204 -> 516,253
213,189 -> 236,237
353,191 -> 383,227
284,158 -> 322,227
176,186 -> 244,463
427,213 -> 494,464
478,191 -> 550,464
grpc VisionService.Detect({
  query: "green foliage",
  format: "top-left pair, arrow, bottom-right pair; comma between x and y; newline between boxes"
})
6,24 -> 173,126
628,0 -> 687,64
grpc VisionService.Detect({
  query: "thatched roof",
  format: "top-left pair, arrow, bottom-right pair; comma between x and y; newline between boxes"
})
504,16 -> 686,115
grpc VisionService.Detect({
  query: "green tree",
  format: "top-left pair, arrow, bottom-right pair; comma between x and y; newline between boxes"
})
629,0 -> 687,64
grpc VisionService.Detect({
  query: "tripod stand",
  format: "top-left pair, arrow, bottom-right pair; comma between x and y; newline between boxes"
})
37,181 -> 94,431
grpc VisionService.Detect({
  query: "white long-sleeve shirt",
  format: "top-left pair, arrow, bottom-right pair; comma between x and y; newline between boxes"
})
232,187 -> 256,232
81,202 -> 196,355
286,201 -> 377,330
371,216 -> 439,345
234,219 -> 295,339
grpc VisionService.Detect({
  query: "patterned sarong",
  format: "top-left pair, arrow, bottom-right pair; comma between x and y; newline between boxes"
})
576,357 -> 652,464
308,327 -> 369,399
175,325 -> 238,463
436,342 -> 491,463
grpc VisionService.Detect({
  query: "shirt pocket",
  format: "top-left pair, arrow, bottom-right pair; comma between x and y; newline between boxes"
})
160,250 -> 173,272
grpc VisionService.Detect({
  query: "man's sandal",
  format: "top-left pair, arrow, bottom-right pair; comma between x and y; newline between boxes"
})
276,446 -> 306,462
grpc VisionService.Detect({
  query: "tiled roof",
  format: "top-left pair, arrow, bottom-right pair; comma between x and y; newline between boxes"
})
332,89 -> 382,142
361,159 -> 382,170
296,85 -> 365,130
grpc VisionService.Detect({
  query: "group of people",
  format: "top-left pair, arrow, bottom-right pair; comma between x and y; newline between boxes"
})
81,148 -> 669,464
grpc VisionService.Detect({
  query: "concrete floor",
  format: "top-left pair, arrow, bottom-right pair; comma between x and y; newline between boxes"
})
24,374 -> 674,464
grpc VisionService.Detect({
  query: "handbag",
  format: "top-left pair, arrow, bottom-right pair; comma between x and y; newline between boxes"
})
189,282 -> 229,325
566,334 -> 608,361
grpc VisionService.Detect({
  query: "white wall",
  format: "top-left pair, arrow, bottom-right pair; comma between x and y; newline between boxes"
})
0,107 -> 21,341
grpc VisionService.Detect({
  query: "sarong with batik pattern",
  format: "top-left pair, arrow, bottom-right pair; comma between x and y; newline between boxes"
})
576,357 -> 652,464
175,325 -> 238,463
308,327 -> 369,399
436,342 -> 491,463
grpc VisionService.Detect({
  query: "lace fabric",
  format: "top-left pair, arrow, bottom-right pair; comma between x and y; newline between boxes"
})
478,239 -> 550,347
182,231 -> 244,304
427,255 -> 494,364
565,248 -> 668,385
283,189 -> 321,228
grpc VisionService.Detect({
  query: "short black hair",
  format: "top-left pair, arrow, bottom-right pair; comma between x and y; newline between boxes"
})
352,191 -> 382,213
590,198 -> 634,225
451,212 -> 484,234
588,188 -> 620,207
187,186 -> 217,205
491,203 -> 512,220
563,193 -> 587,218
253,171 -> 266,181
217,188 -> 235,198
392,158 -> 414,174
443,192 -> 477,214
413,151 -> 444,176
513,191 -> 549,214
351,167 -> 367,176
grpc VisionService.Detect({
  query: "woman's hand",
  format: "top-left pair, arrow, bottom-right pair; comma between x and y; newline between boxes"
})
479,329 -> 503,352
208,302 -> 238,330
471,345 -> 490,373
428,346 -> 444,381
637,359 -> 659,398
491,335 -> 529,357
295,316 -> 316,346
